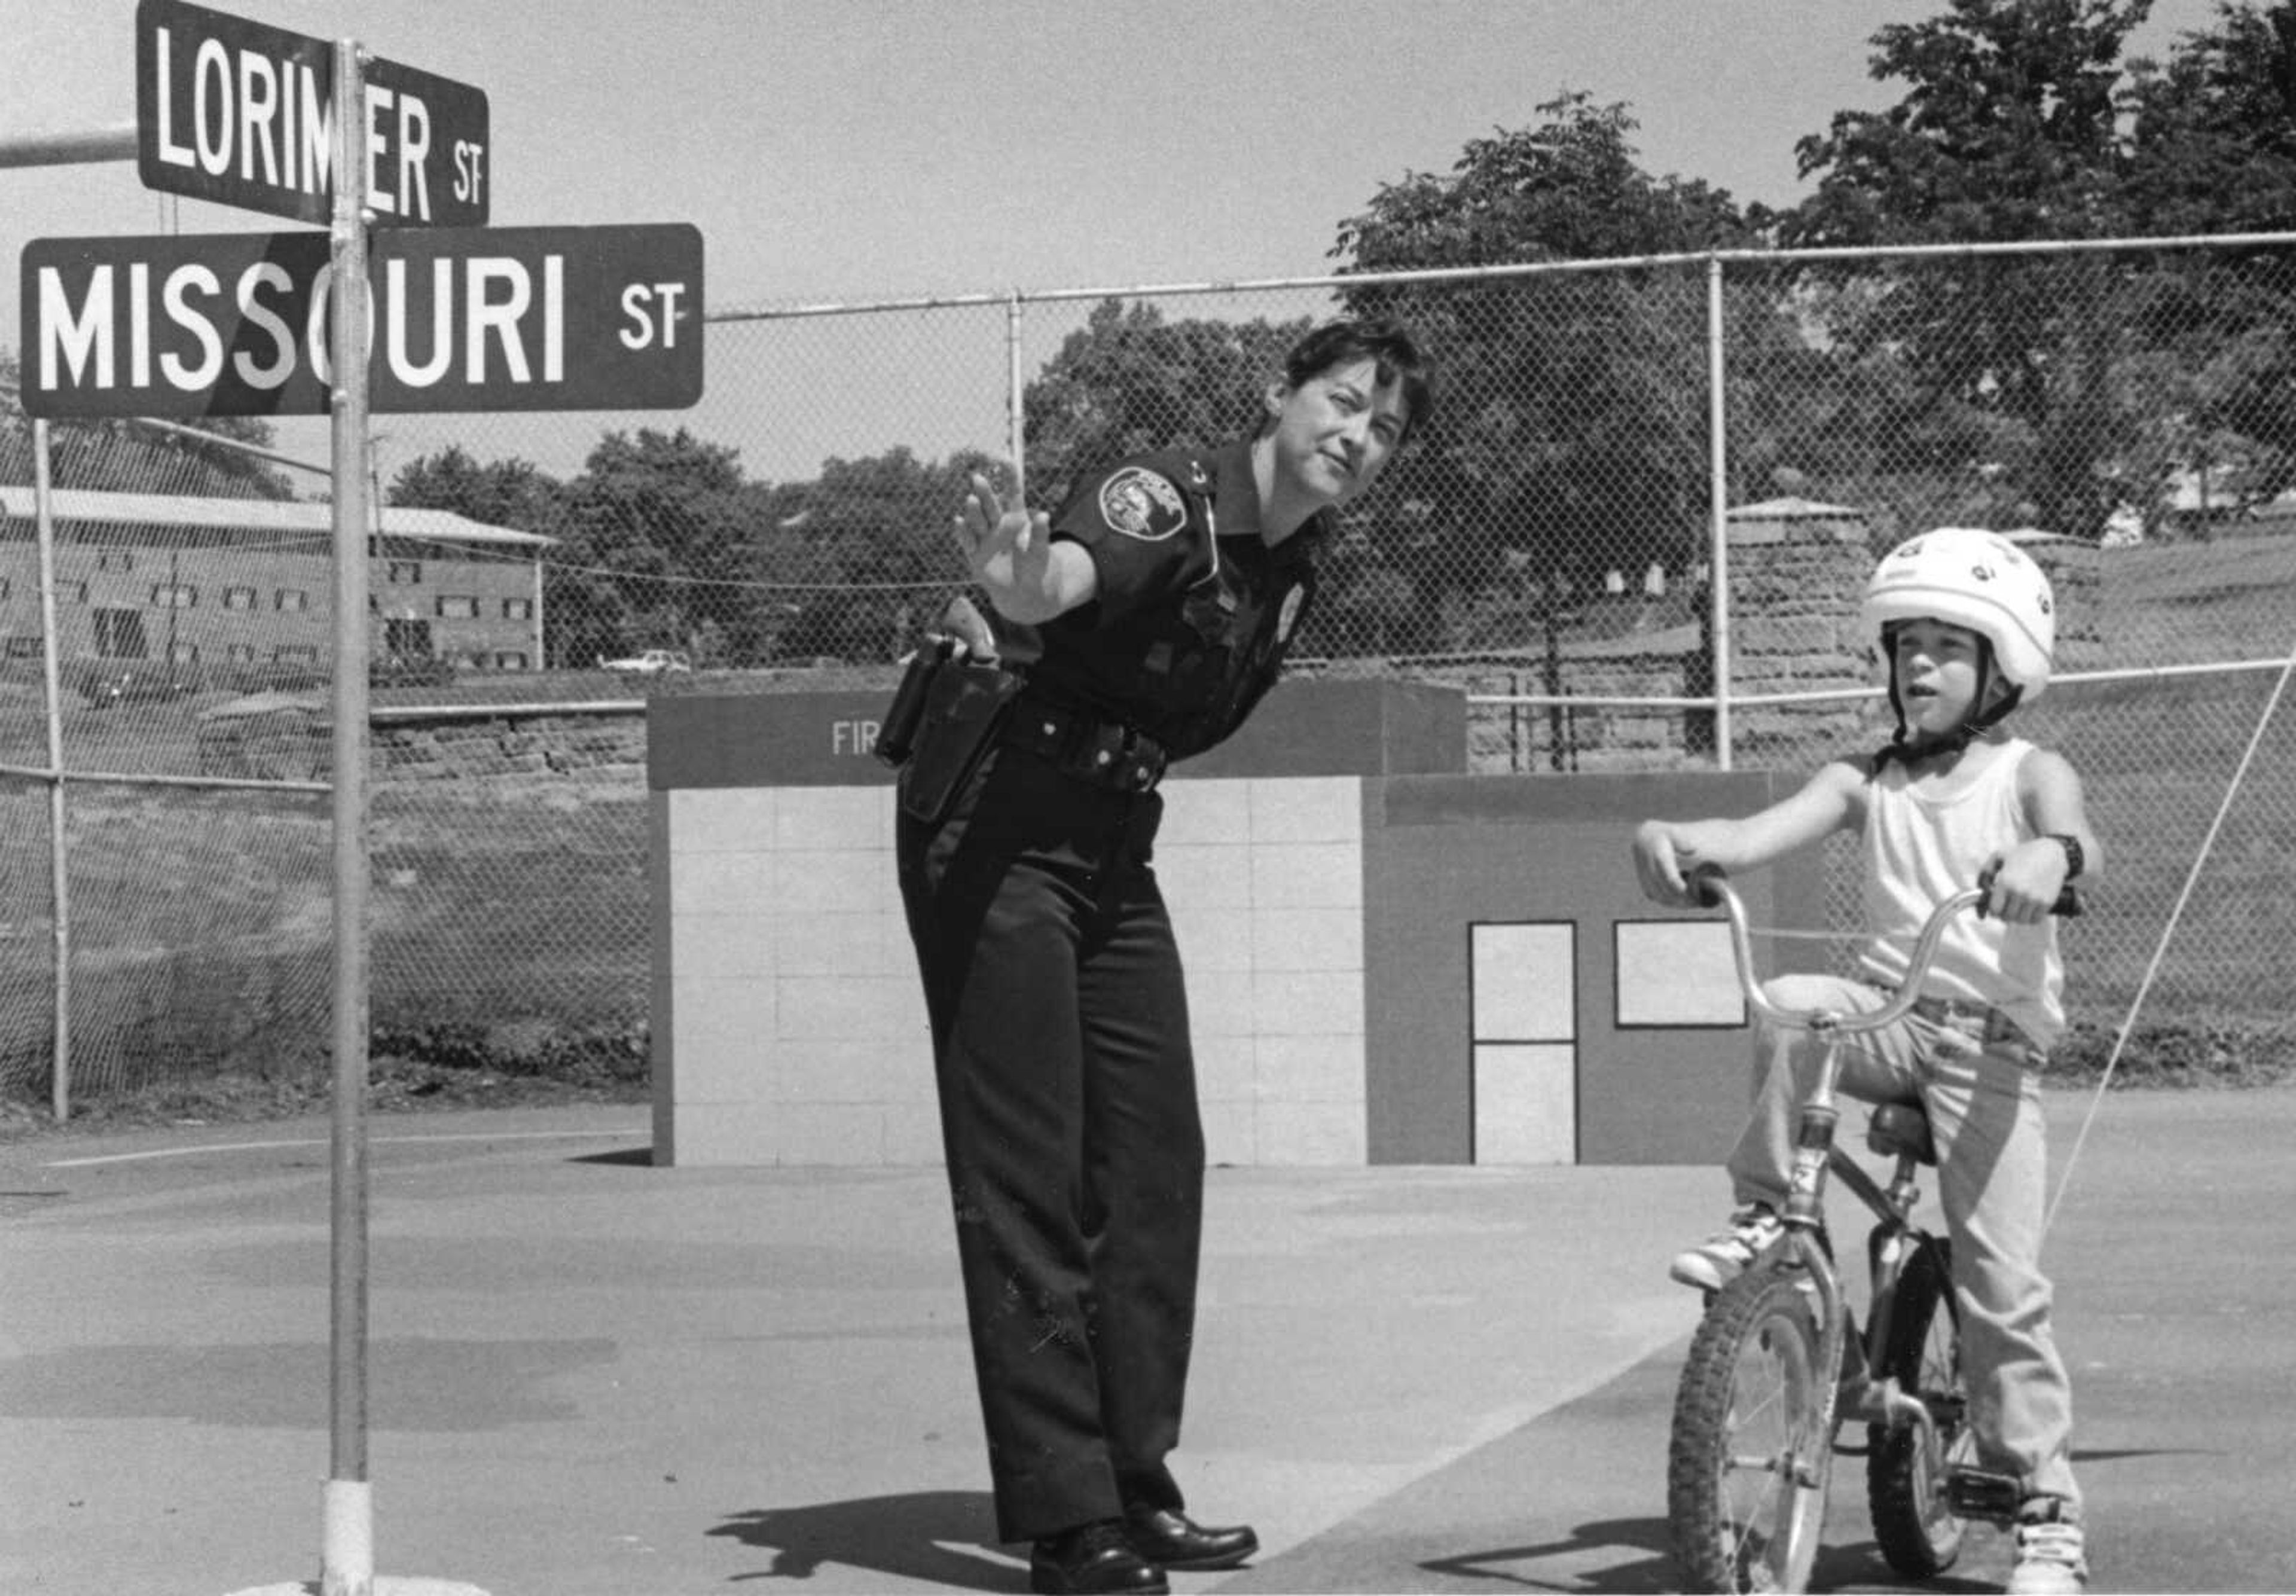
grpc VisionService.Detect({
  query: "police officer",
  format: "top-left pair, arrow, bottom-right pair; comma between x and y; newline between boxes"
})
892,319 -> 1431,1596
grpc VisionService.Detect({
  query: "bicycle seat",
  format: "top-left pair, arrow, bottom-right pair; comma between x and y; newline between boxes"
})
1866,1103 -> 1937,1165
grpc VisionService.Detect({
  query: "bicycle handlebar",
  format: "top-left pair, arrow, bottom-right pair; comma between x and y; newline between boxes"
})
1684,865 -> 2080,1037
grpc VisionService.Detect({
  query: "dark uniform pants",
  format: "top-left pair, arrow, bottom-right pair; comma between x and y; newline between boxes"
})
897,744 -> 1205,1543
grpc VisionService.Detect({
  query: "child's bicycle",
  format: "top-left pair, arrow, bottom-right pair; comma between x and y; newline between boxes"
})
1666,867 -> 2077,1594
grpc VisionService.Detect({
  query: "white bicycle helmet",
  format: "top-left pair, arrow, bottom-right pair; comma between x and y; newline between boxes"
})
1860,527 -> 2056,701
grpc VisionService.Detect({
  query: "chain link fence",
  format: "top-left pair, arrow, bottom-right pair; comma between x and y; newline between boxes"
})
6,170 -> 2295,1103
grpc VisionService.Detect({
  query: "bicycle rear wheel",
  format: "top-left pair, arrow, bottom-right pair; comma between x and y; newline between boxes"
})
1866,1234 -> 1971,1576
1668,1266 -> 1835,1593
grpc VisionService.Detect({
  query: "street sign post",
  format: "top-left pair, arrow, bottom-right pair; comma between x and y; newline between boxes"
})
18,222 -> 704,416
135,0 -> 488,227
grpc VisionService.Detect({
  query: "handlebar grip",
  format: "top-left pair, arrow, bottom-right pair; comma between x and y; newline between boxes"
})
1684,862 -> 1728,909
1975,862 -> 2084,917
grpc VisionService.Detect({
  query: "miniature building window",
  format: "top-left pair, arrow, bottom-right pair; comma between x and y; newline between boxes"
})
222,586 -> 258,611
273,645 -> 320,664
493,651 -> 530,670
387,562 -> 423,585
435,595 -> 479,620
151,584 -> 197,608
0,578 -> 10,600
169,642 -> 200,664
502,597 -> 534,620
4,636 -> 40,658
276,589 -> 310,612
226,643 -> 257,663
72,582 -> 89,603
97,551 -> 135,572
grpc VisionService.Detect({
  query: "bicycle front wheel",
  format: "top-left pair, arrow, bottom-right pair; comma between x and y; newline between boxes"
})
1867,1235 -> 1971,1577
1668,1266 -> 1835,1593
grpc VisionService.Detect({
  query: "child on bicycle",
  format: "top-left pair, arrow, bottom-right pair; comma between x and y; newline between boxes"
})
1630,527 -> 2101,1596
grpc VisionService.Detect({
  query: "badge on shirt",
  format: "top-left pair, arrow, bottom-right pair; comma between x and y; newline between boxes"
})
1097,467 -> 1188,542
1276,584 -> 1305,642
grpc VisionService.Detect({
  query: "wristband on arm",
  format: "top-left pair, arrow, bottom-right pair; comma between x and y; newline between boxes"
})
2045,833 -> 2086,880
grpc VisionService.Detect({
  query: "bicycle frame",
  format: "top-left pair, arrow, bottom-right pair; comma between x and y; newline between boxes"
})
1699,878 -> 1991,1478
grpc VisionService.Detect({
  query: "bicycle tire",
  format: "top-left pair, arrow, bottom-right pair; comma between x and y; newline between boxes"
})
1866,1234 -> 1970,1577
1668,1266 -> 1835,1593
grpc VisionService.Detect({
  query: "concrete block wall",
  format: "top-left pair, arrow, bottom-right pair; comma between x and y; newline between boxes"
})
649,773 -> 1372,1168
650,783 -> 933,1166
1153,777 -> 1366,1167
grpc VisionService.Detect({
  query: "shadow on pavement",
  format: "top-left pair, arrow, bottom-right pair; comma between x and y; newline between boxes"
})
710,1489 -> 1019,1590
1418,1513 -> 1677,1591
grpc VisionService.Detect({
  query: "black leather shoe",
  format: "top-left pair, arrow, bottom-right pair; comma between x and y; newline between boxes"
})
1123,1506 -> 1259,1571
1029,1519 -> 1169,1595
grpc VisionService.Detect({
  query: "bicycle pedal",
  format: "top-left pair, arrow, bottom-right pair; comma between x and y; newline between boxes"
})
1944,1466 -> 2023,1523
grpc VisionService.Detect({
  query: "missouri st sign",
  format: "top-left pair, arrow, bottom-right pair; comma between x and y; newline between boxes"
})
19,224 -> 703,417
136,0 -> 488,226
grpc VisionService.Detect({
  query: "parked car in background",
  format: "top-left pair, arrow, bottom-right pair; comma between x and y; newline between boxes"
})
599,648 -> 692,676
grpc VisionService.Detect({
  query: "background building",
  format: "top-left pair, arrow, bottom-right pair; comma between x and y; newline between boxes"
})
0,487 -> 552,685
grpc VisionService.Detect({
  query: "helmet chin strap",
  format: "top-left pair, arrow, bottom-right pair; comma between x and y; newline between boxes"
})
1876,634 -> 2023,770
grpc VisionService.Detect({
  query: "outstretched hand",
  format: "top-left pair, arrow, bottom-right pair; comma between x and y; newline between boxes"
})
954,473 -> 1053,596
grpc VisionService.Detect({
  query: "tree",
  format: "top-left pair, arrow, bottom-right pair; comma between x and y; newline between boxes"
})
2122,1 -> 2296,234
1779,0 -> 2296,536
1787,0 -> 2147,250
2112,2 -> 2296,509
760,445 -> 993,663
1022,300 -> 1311,512
1327,93 -> 1775,652
553,428 -> 759,668
390,445 -> 561,532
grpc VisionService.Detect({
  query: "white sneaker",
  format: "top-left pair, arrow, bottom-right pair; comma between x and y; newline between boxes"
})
1668,1205 -> 1784,1290
2005,1499 -> 2088,1594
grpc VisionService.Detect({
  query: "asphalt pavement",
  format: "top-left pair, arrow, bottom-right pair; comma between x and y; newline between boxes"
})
1,1086 -> 2290,1595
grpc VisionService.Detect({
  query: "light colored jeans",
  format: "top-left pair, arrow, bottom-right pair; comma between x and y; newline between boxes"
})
1726,971 -> 2080,1510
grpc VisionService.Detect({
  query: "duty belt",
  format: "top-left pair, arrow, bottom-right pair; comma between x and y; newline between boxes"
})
1003,700 -> 1168,794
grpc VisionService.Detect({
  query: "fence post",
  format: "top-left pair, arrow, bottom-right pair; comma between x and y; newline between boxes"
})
32,422 -> 70,1121
1706,254 -> 1733,771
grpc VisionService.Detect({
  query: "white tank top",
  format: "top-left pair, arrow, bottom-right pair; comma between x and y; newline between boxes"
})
1859,737 -> 2065,1048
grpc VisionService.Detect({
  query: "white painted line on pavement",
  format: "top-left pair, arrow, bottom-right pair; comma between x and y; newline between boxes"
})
44,1128 -> 645,1169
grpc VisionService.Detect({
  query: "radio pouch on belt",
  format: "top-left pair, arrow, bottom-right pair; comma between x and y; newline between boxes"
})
896,658 -> 1021,825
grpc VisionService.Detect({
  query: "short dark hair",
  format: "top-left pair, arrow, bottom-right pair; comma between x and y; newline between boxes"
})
1280,318 -> 1433,443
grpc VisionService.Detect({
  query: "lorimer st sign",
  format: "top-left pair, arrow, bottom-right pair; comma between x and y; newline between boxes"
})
136,0 -> 489,227
19,224 -> 704,417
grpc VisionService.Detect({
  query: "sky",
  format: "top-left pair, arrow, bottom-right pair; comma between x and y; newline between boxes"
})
0,0 -> 2234,490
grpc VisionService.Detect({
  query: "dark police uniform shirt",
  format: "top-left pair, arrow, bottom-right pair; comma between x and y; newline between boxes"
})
1025,438 -> 1330,762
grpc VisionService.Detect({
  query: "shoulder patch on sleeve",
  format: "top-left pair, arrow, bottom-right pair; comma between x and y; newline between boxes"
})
1096,466 -> 1190,542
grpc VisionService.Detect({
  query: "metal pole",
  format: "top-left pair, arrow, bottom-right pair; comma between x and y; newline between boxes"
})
32,422 -> 70,1121
1006,292 -> 1025,505
1706,255 -> 1733,771
0,122 -> 136,169
324,36 -> 375,1596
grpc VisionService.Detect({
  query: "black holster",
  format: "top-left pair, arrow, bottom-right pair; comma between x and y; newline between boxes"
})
874,637 -> 955,770
896,655 -> 1022,825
